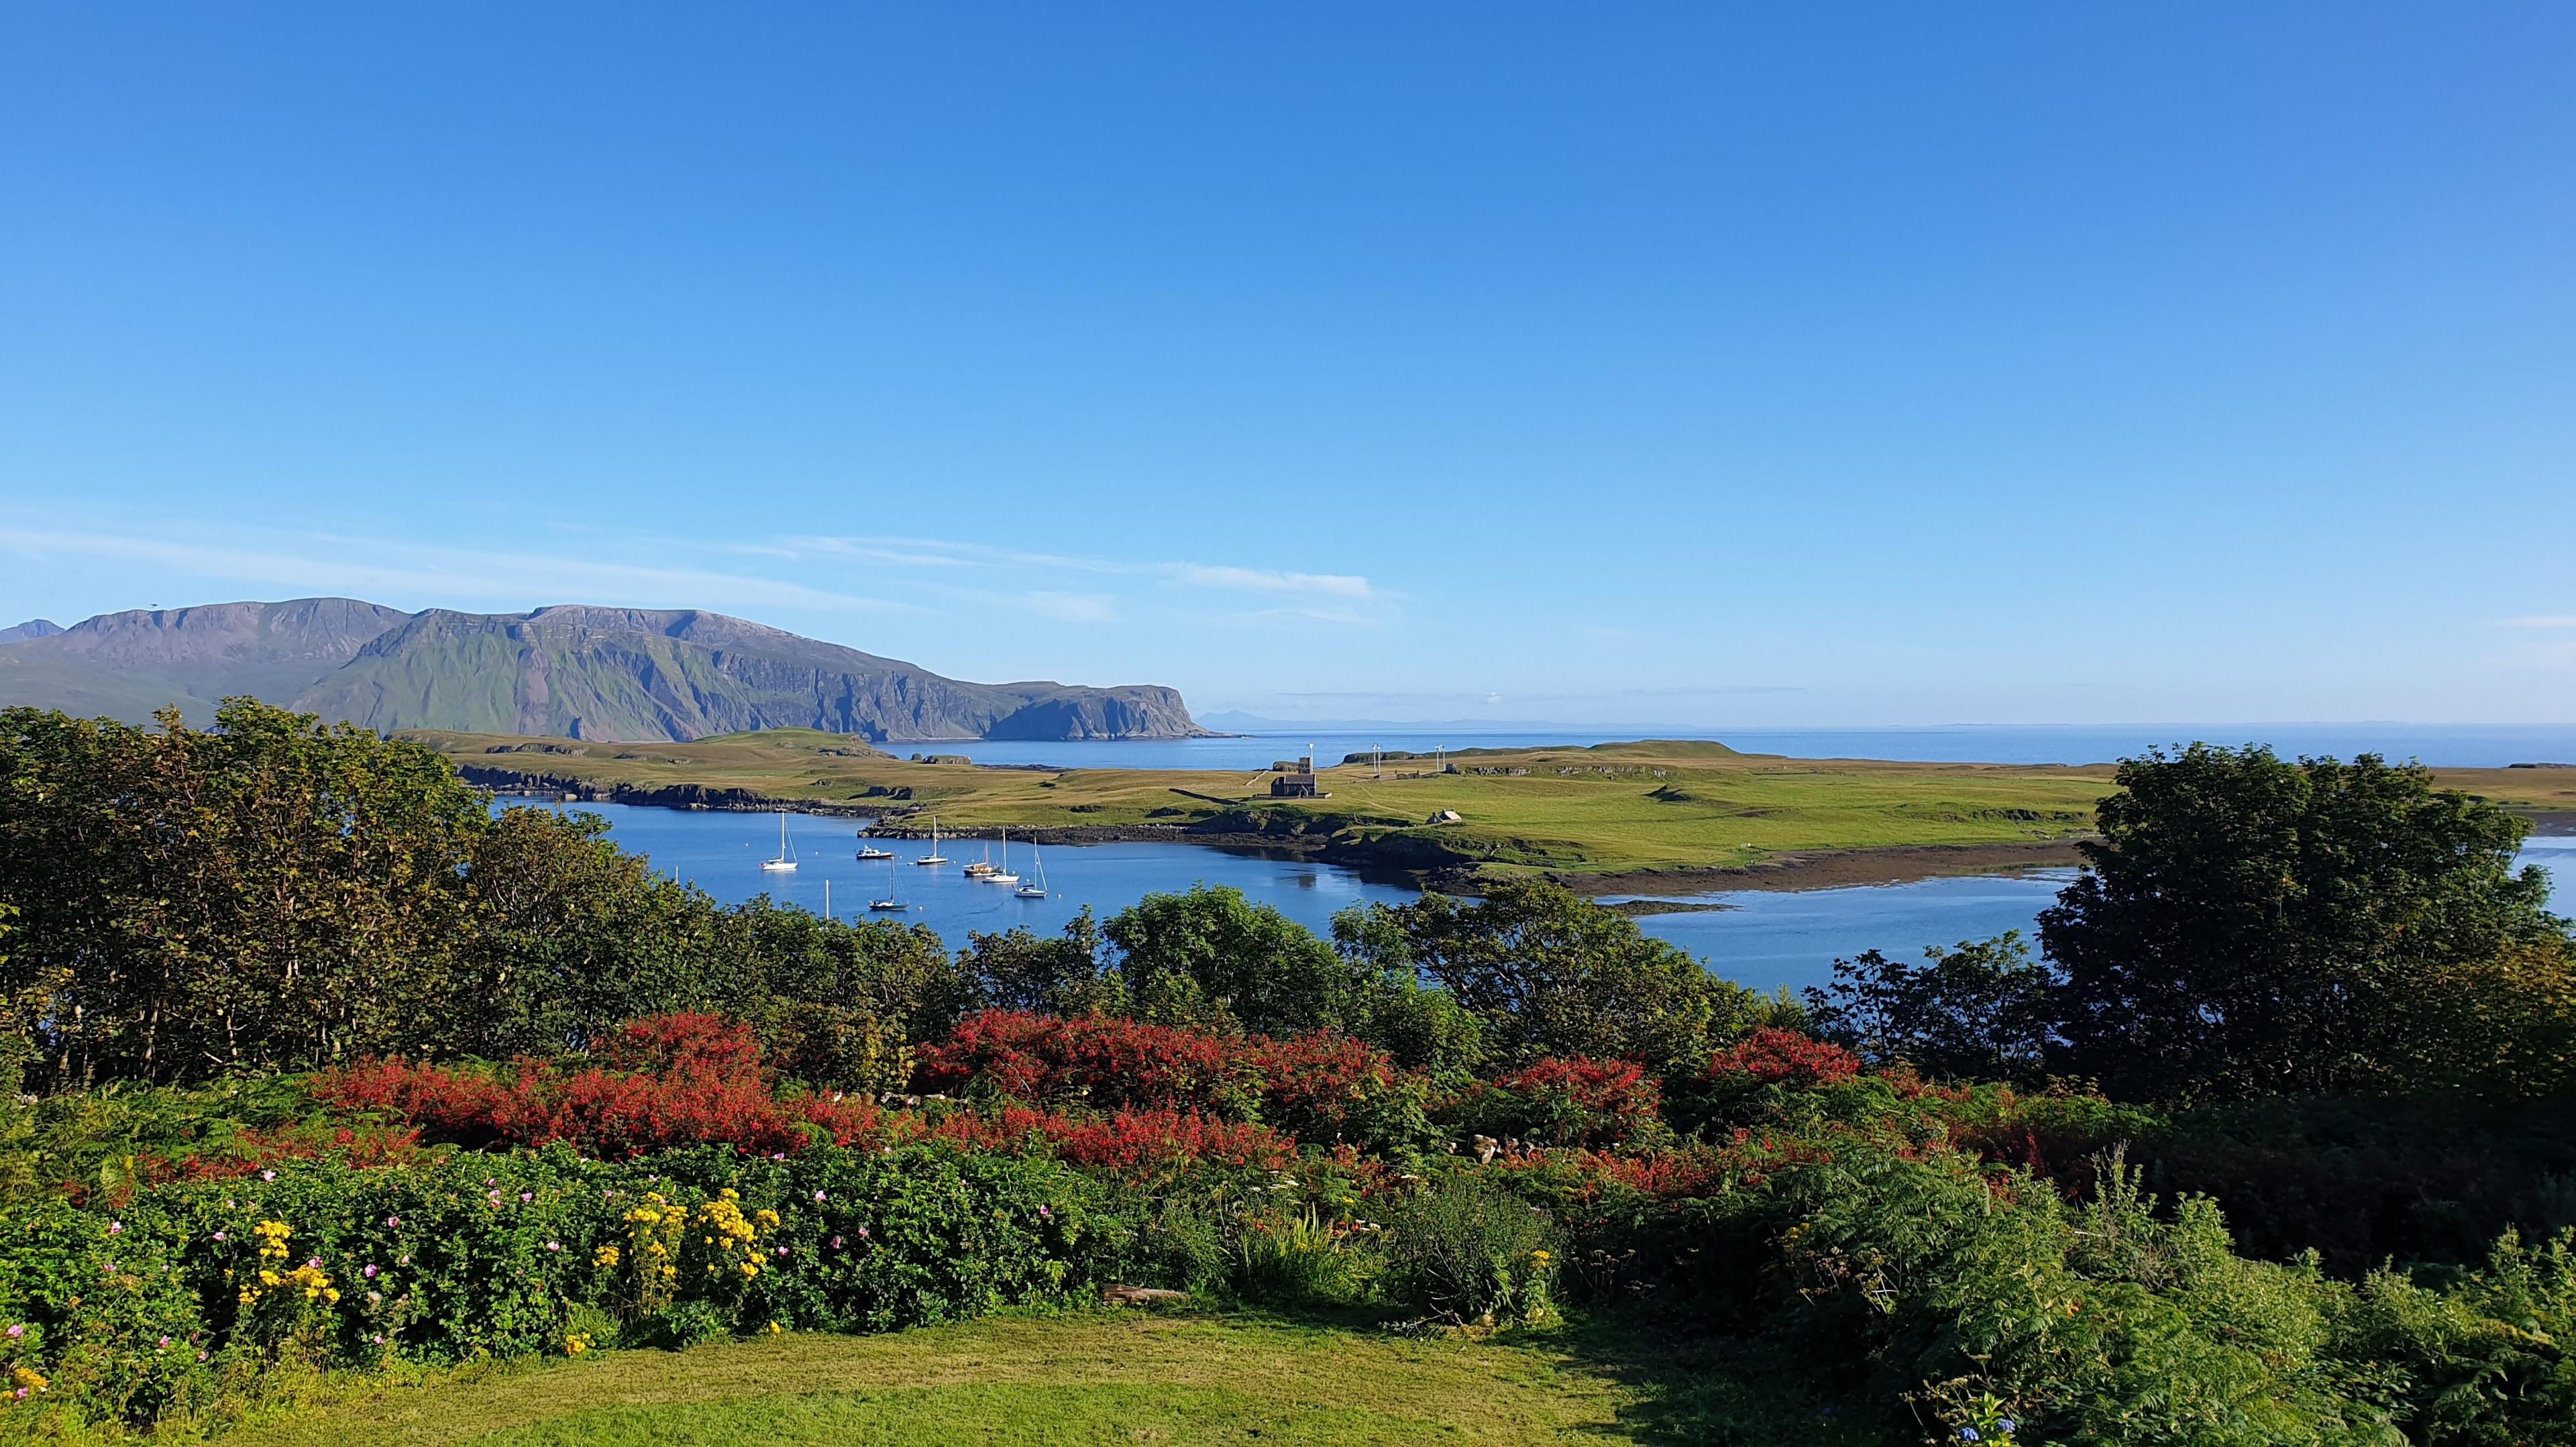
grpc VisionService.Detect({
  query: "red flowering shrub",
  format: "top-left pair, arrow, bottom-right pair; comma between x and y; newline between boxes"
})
922,1103 -> 1293,1179
912,1010 -> 1429,1150
1046,1108 -> 1295,1176
319,1012 -> 901,1160
914,1010 -> 1244,1112
596,1010 -> 765,1078
1242,1032 -> 1405,1142
1705,1029 -> 1863,1089
1438,1055 -> 1664,1149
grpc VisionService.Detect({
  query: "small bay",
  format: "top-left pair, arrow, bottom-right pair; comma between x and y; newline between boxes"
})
529,803 -> 2571,998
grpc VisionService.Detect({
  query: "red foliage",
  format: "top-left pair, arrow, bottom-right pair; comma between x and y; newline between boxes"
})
1501,1056 -> 1661,1121
1440,1055 -> 1663,1148
923,1102 -> 1293,1178
317,1012 -> 889,1161
1705,1029 -> 1862,1089
914,1010 -> 1240,1109
1244,1032 -> 1399,1139
597,1011 -> 765,1078
914,1010 -> 1405,1143
1046,1108 -> 1296,1175
323,1010 -> 1295,1173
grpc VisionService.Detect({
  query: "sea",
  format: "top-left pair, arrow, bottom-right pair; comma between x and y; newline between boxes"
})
516,802 -> 2572,1000
910,724 -> 2576,773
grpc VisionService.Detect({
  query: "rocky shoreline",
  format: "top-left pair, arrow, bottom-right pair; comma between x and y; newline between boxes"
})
1554,840 -> 2091,897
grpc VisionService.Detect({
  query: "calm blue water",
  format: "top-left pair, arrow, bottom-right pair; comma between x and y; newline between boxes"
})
924,725 -> 2576,772
531,802 -> 1421,947
524,804 -> 2571,998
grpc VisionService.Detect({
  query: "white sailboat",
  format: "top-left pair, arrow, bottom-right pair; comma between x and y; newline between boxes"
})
855,828 -> 894,861
913,815 -> 949,865
987,828 -> 1019,886
868,855 -> 906,911
1015,846 -> 1048,898
760,810 -> 799,871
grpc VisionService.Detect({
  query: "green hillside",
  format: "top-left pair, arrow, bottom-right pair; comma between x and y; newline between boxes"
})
0,598 -> 1203,742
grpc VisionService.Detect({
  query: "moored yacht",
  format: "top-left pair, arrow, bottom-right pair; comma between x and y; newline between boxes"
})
760,810 -> 799,871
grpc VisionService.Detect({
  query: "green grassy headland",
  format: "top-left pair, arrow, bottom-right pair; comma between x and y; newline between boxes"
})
404,731 -> 2576,889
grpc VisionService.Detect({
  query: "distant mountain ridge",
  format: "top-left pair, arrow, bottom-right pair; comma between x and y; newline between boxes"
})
0,598 -> 1205,743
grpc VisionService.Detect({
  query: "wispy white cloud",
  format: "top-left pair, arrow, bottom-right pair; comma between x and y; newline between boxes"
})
1026,591 -> 1118,624
1228,605 -> 1379,627
0,526 -> 904,615
1169,564 -> 1373,599
778,534 -> 1378,601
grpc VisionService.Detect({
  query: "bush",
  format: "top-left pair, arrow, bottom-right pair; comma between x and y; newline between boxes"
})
314,1014 -> 890,1161
912,1010 -> 1245,1115
1378,1170 -> 1559,1329
0,1141 -> 1102,1431
914,1011 -> 1437,1157
1437,1056 -> 1664,1150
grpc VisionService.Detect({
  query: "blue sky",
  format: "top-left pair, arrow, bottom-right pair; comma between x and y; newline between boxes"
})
2,4 -> 2571,725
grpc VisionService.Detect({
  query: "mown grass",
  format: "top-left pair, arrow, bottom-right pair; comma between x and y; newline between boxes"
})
404,730 -> 2574,881
215,1311 -> 1837,1446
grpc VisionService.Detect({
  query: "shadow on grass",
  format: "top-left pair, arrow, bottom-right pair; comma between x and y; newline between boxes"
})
1536,1315 -> 1878,1447
1192,1300 -> 1880,1447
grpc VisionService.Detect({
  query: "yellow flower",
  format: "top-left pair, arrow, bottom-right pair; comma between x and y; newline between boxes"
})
1530,1250 -> 1553,1264
594,1245 -> 621,1268
766,1321 -> 782,1334
10,1366 -> 47,1393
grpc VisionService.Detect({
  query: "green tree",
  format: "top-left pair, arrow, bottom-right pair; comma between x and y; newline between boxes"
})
0,699 -> 487,1084
2038,744 -> 2569,1101
1103,886 -> 1361,1036
1328,904 -> 1485,1075
1360,880 -> 1739,1068
1805,932 -> 2055,1083
957,908 -> 1117,1016
0,699 -> 970,1088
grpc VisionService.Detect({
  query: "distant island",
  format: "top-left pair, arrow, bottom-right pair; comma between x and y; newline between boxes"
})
0,598 -> 1208,744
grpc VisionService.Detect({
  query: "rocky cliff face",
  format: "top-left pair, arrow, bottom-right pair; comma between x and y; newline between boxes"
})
0,598 -> 1205,742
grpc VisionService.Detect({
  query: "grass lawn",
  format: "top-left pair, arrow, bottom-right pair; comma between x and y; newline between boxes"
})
223,1311 -> 1837,1446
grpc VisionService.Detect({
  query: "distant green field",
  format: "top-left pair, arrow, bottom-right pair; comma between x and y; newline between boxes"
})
231,1312 -> 1819,1446
406,730 -> 2576,883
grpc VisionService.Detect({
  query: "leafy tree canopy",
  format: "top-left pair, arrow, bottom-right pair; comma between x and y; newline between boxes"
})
1350,880 -> 1749,1069
1806,931 -> 2055,1084
2040,743 -> 2569,1100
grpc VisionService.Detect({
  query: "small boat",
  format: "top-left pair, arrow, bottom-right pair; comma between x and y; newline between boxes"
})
964,835 -> 997,877
1015,846 -> 1049,898
986,828 -> 1019,886
855,836 -> 895,861
913,816 -> 949,865
868,857 -> 906,911
760,810 -> 799,871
